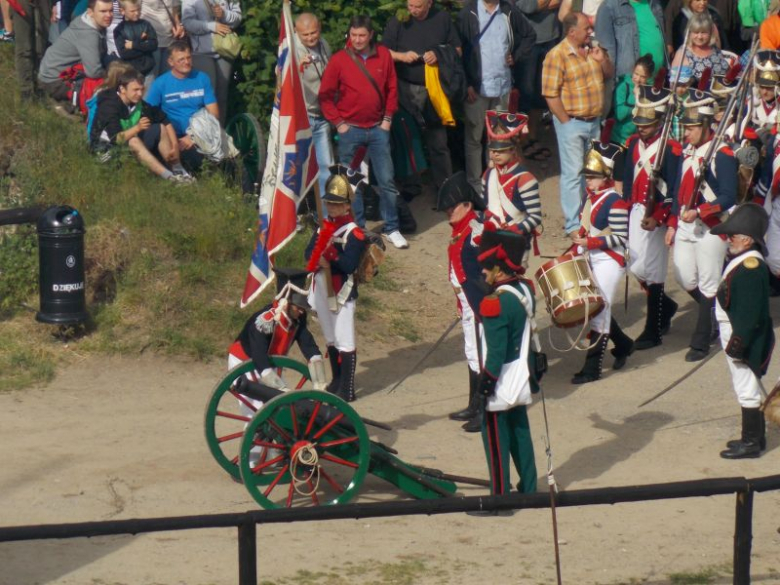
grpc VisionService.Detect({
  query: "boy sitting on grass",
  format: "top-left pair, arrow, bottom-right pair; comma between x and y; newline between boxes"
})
89,68 -> 195,183
113,0 -> 158,80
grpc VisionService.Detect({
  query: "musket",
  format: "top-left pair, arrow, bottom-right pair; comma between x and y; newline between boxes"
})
681,38 -> 761,216
644,27 -> 690,221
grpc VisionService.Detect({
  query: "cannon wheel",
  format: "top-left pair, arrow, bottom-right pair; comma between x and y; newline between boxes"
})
239,391 -> 371,509
226,112 -> 266,189
204,356 -> 312,482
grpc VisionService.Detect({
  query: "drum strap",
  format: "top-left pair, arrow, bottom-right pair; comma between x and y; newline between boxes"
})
488,168 -> 527,226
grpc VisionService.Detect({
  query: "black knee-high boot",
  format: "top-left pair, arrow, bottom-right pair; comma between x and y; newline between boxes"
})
636,283 -> 663,350
720,408 -> 763,459
686,294 -> 714,362
659,286 -> 678,336
336,351 -> 357,402
326,346 -> 340,394
572,332 -> 609,384
609,317 -> 634,370
449,368 -> 480,421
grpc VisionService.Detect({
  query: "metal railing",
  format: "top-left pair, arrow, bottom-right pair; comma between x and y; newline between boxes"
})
1,473 -> 779,585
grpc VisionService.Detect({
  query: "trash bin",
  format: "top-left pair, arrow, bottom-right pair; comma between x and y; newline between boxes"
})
36,206 -> 88,325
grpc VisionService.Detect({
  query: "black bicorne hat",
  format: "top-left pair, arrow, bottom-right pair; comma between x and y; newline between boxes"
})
436,171 -> 486,212
710,203 -> 769,255
274,267 -> 310,307
477,226 -> 528,274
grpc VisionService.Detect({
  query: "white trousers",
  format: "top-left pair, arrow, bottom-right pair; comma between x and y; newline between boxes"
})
589,250 -> 625,334
716,314 -> 763,408
672,220 -> 727,297
308,272 -> 356,352
228,353 -> 263,413
628,203 -> 669,284
765,196 -> 780,275
456,289 -> 480,372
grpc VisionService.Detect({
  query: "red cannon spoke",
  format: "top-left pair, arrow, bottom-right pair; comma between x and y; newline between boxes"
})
266,419 -> 293,442
252,439 -> 284,450
319,468 -> 344,494
216,410 -> 251,423
230,455 -> 239,465
319,453 -> 359,469
228,388 -> 259,412
307,479 -> 320,505
263,464 -> 291,497
289,404 -> 300,438
318,436 -> 359,449
217,431 -> 245,444
251,455 -> 285,474
312,412 -> 345,441
295,375 -> 307,390
303,401 -> 322,437
286,482 -> 295,507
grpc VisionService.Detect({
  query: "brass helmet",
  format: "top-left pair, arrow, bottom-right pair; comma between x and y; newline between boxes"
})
583,119 -> 623,178
754,50 -> 780,88
323,164 -> 358,204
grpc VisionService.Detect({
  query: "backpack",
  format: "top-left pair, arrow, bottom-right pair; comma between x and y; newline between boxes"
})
356,231 -> 386,284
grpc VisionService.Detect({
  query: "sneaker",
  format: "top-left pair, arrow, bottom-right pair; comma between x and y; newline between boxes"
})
385,230 -> 409,249
0,31 -> 14,42
169,173 -> 196,185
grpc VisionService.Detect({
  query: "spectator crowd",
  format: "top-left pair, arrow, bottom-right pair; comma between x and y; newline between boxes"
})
1,0 -> 777,246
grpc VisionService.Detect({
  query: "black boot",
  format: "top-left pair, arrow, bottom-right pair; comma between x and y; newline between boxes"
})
720,408 -> 763,459
462,398 -> 483,432
659,287 -> 678,336
635,283 -> 663,350
727,410 -> 767,451
609,318 -> 634,370
449,368 -> 479,421
336,351 -> 357,402
685,294 -> 714,362
325,346 -> 340,394
572,333 -> 609,384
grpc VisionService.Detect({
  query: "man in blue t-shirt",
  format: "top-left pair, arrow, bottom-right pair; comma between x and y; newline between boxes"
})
146,39 -> 219,167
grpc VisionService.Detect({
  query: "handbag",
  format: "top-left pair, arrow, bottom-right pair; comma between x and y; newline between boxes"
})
202,0 -> 242,60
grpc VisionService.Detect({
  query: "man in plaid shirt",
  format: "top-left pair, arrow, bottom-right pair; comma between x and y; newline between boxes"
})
542,12 -> 613,236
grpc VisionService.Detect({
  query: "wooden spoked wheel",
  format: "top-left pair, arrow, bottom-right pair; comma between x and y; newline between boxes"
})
238,390 -> 371,509
204,356 -> 312,481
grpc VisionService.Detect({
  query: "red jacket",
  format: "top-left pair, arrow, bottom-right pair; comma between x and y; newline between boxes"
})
318,44 -> 398,128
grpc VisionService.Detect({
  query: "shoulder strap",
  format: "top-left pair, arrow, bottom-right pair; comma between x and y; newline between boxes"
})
346,49 -> 385,113
497,283 -> 541,351
475,8 -> 500,43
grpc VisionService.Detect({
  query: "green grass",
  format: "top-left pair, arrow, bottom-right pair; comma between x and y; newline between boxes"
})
668,565 -> 726,584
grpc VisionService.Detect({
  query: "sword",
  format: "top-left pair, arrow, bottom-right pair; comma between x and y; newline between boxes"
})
638,347 -> 722,408
387,316 -> 460,394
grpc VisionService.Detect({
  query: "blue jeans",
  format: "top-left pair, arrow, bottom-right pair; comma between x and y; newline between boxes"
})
309,115 -> 334,198
337,125 -> 399,233
552,117 -> 601,234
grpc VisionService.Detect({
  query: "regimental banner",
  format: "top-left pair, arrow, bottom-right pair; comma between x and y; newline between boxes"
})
240,0 -> 318,308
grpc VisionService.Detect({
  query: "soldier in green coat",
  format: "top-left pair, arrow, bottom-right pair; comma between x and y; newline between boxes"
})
711,203 -> 774,459
475,227 -> 540,496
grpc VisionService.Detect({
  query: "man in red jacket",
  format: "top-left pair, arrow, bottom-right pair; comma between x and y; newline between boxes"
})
318,14 -> 409,250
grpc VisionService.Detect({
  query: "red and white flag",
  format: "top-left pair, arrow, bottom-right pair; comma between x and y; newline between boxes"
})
240,0 -> 318,308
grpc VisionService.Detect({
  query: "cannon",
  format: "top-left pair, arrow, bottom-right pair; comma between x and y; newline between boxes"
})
205,357 -> 472,509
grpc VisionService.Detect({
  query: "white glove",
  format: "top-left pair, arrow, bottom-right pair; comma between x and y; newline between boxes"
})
260,368 -> 289,391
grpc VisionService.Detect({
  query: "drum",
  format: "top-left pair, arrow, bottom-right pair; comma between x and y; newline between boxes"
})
535,253 -> 604,328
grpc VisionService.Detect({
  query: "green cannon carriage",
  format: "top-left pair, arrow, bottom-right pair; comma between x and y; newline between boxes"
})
205,357 -> 473,509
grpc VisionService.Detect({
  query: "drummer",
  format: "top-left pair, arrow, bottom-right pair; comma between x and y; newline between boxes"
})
480,110 -> 543,264
571,131 -> 634,384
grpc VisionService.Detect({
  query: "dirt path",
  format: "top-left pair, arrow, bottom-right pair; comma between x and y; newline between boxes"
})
2,143 -> 780,584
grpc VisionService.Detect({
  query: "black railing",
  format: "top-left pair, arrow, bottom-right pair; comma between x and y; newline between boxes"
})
1,474 -> 779,584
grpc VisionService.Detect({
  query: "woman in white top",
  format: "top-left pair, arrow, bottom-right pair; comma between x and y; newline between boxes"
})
182,0 -> 241,126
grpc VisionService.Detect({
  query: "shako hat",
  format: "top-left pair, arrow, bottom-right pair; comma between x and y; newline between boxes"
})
633,68 -> 671,126
485,110 -> 528,151
710,62 -> 742,108
274,267 -> 310,307
754,50 -> 780,88
436,171 -> 485,212
710,203 -> 769,255
477,225 -> 528,274
681,68 -> 717,125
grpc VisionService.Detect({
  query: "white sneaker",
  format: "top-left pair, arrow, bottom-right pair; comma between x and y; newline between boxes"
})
386,230 -> 409,249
